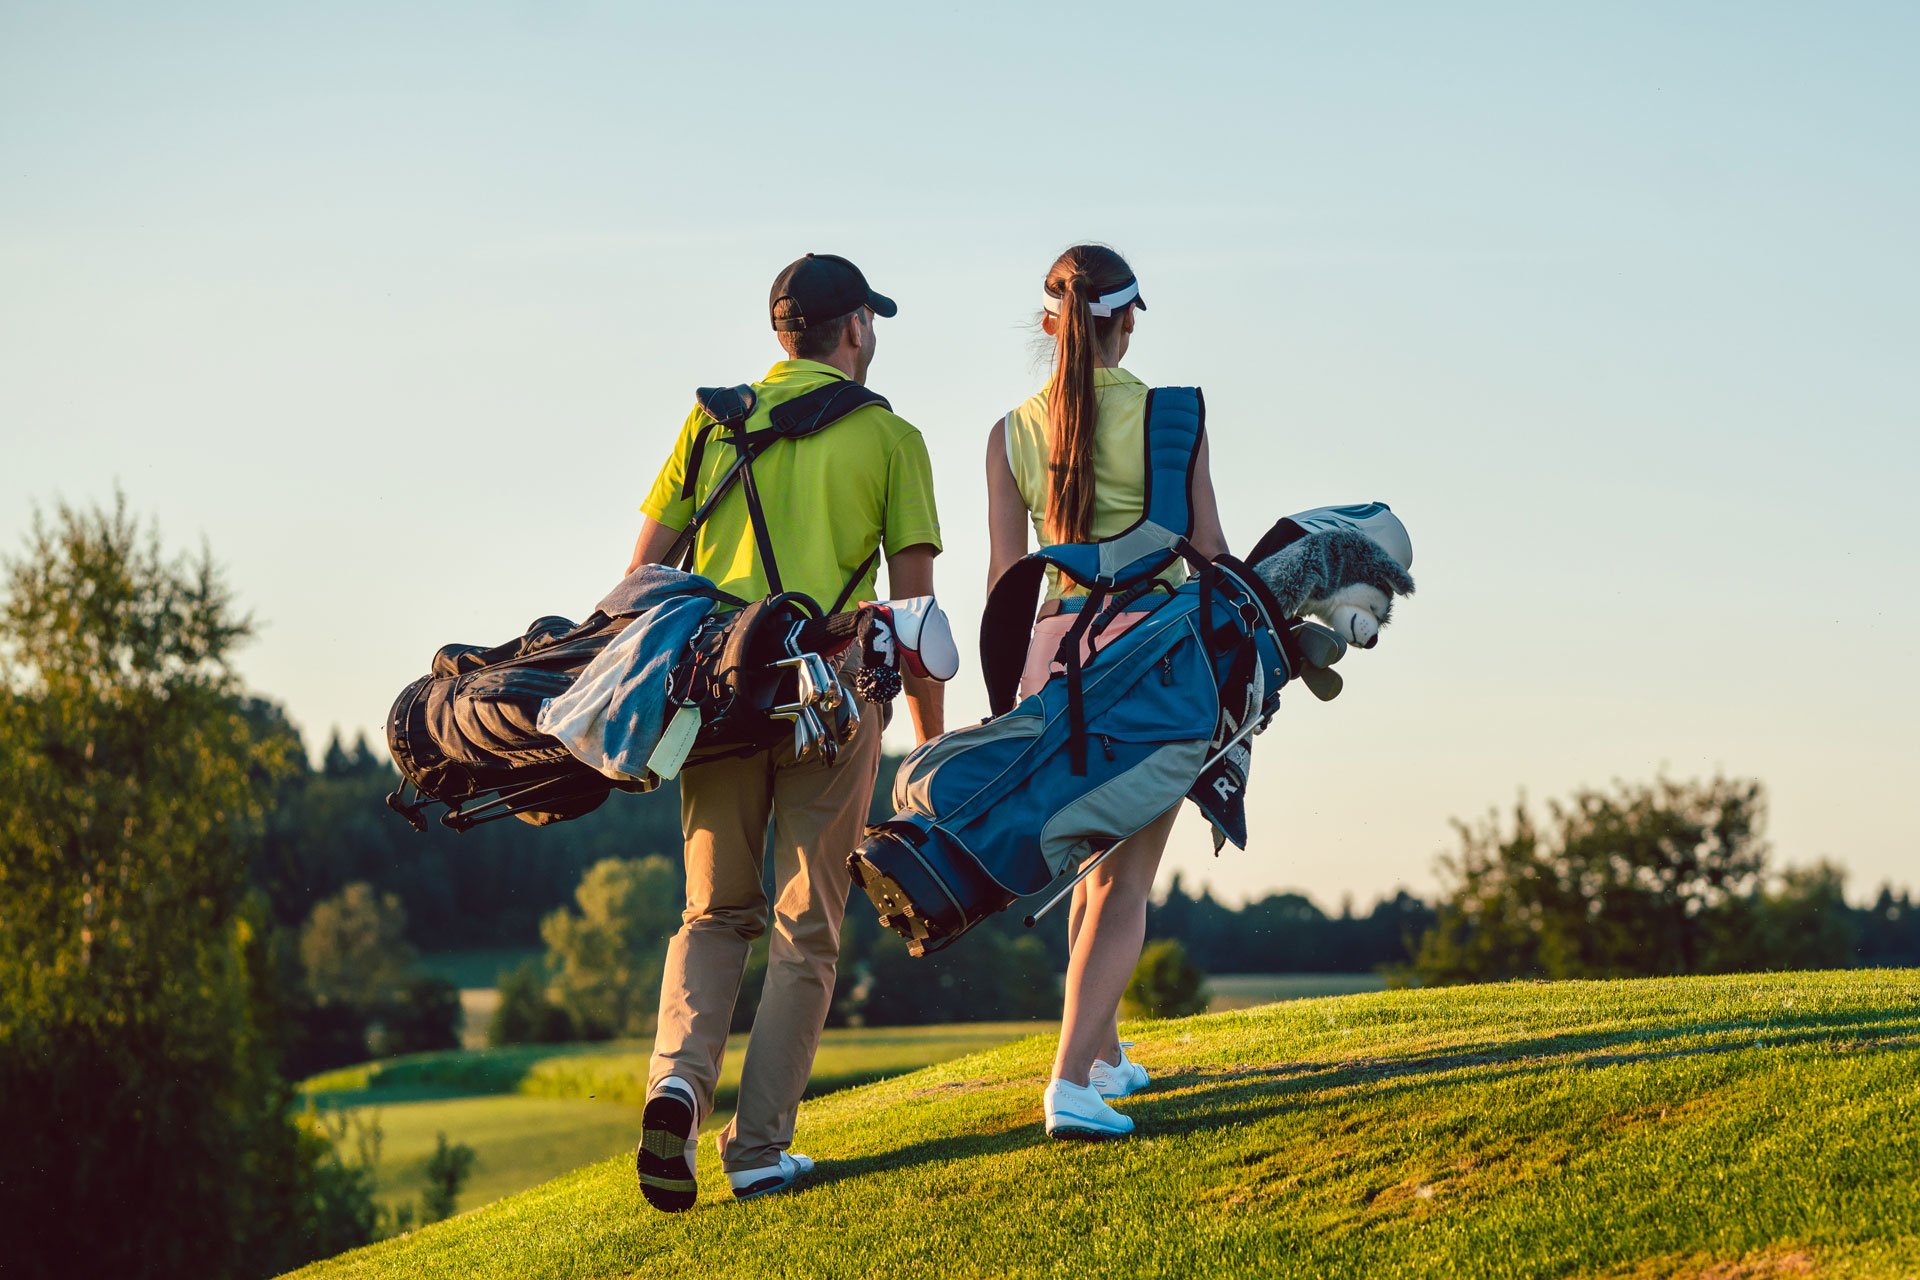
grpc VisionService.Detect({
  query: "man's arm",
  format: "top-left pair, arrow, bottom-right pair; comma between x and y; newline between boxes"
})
626,516 -> 684,575
886,544 -> 944,744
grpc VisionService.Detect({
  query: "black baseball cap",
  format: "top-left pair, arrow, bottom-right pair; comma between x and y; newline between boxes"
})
769,253 -> 897,332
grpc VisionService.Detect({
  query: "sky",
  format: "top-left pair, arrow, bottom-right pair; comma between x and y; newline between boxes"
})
4,1 -> 1916,910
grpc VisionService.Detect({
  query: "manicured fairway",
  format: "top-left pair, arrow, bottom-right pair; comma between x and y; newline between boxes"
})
350,1095 -> 651,1218
288,971 -> 1920,1279
307,1023 -> 1047,1215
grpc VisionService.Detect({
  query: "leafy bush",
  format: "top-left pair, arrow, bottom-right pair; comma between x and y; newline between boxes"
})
420,1132 -> 478,1223
1123,939 -> 1210,1019
302,882 -> 419,1009
371,976 -> 464,1058
489,958 -> 573,1047
1412,777 -> 1859,985
851,926 -> 1059,1025
540,857 -> 681,1039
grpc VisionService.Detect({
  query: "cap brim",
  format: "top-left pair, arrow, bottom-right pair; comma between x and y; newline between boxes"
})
867,290 -> 897,318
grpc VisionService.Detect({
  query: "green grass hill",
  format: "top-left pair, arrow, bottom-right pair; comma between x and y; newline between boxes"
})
287,970 -> 1920,1279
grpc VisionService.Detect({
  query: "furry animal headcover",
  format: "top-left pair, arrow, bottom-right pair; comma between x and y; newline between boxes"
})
1252,529 -> 1416,646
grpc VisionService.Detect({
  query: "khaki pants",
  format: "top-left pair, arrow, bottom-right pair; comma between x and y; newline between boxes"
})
648,701 -> 881,1172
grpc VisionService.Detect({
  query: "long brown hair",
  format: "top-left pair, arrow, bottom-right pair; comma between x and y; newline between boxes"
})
1042,244 -> 1137,544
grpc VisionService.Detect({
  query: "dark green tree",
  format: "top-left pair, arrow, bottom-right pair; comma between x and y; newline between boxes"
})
850,926 -> 1059,1025
1122,939 -> 1210,1018
1855,884 -> 1920,966
0,494 -> 373,1278
488,958 -> 573,1047
301,881 -> 419,1010
373,975 -> 464,1058
540,856 -> 683,1038
1413,776 -> 1855,985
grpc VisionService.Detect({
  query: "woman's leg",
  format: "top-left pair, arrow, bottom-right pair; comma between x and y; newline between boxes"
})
1063,879 -> 1124,1068
1052,805 -> 1180,1086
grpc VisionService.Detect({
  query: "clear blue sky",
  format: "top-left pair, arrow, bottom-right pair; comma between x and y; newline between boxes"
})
4,1 -> 1916,908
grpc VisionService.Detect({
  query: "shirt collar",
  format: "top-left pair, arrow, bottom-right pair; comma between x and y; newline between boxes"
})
764,359 -> 850,382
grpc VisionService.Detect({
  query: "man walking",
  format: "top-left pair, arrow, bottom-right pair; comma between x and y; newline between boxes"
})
624,254 -> 944,1208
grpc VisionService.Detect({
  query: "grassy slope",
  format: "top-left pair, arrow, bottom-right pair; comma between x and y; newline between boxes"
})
304,1024 -> 1048,1110
1205,972 -> 1388,1010
306,1025 -> 1046,1215
290,971 -> 1920,1280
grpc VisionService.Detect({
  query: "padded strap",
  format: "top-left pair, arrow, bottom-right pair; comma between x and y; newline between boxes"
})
767,381 -> 889,437
1057,586 -> 1106,777
680,419 -> 723,502
730,419 -> 786,594
1019,386 -> 1205,596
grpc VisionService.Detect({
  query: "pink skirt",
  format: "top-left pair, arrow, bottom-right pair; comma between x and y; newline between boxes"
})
1017,609 -> 1155,700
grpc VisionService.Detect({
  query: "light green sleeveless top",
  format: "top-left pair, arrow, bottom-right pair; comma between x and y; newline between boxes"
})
1004,366 -> 1187,600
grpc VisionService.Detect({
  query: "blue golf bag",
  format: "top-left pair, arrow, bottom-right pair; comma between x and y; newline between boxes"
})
849,389 -> 1344,956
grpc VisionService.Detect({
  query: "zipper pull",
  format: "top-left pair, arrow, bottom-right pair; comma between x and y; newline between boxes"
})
1160,653 -> 1176,686
1099,734 -> 1116,762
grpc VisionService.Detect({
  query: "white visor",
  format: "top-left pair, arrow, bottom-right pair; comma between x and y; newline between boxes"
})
1043,279 -> 1141,319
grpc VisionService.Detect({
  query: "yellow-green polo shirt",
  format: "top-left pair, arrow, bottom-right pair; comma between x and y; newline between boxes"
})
641,360 -> 942,607
1004,366 -> 1187,600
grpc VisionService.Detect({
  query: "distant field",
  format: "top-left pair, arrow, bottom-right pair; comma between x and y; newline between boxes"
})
346,1095 -> 652,1218
1205,973 -> 1388,1010
305,1022 -> 1048,1215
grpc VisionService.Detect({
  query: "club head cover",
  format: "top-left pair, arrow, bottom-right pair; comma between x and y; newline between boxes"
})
859,596 -> 959,682
1282,502 -> 1413,572
1302,584 -> 1390,649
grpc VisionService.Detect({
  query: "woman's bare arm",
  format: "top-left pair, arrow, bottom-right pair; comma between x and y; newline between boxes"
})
1188,432 -> 1229,558
985,418 -> 1030,590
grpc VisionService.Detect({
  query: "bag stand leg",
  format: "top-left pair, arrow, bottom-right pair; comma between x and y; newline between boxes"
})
1023,847 -> 1113,928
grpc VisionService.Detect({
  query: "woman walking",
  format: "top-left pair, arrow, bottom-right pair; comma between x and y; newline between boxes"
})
985,244 -> 1228,1138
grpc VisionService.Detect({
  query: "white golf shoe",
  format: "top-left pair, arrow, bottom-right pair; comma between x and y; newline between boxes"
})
728,1150 -> 816,1201
1087,1042 -> 1150,1100
1044,1078 -> 1135,1140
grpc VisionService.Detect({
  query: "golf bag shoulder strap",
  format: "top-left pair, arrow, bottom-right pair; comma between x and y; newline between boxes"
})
667,378 -> 891,591
978,386 -> 1207,716
679,380 -> 891,503
1031,386 -> 1205,590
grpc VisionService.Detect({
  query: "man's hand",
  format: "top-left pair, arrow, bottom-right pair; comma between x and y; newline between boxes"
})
627,517 -> 684,575
886,544 -> 944,744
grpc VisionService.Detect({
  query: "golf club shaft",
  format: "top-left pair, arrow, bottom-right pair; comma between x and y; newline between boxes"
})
1024,846 -> 1113,928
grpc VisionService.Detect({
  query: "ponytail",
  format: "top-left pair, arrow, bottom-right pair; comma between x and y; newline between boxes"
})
1042,245 -> 1138,545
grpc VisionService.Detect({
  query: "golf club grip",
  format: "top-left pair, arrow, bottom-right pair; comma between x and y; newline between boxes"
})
793,609 -> 863,657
